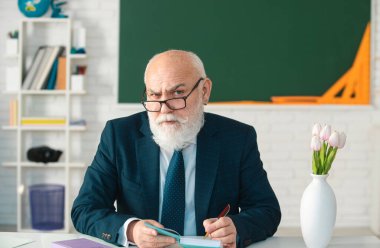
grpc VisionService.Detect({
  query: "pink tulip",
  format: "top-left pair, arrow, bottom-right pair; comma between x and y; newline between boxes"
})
338,132 -> 346,149
328,131 -> 339,147
312,123 -> 322,136
310,135 -> 321,151
320,124 -> 331,141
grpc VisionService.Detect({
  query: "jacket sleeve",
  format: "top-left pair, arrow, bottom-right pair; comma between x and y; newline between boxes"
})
229,126 -> 281,247
71,121 -> 133,245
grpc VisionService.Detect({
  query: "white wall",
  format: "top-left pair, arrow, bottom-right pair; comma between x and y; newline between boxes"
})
0,0 -> 379,231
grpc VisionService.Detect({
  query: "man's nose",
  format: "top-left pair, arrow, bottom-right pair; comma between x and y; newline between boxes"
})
160,102 -> 173,113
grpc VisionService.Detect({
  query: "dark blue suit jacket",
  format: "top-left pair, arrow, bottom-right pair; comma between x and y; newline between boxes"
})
71,112 -> 281,247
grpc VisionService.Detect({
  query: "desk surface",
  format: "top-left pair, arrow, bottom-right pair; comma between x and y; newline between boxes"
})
0,232 -> 379,248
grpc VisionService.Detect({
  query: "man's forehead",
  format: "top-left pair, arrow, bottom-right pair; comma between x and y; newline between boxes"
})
146,70 -> 196,89
146,80 -> 187,93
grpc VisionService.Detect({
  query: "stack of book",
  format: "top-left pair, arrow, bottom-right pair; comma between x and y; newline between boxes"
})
21,117 -> 66,126
22,46 -> 66,90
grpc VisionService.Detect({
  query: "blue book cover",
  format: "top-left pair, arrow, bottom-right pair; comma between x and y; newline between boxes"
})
46,58 -> 58,90
144,222 -> 221,248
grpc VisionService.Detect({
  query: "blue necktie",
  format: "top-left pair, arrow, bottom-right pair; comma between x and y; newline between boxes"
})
161,150 -> 185,235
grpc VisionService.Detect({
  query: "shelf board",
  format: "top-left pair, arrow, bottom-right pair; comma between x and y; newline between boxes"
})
2,162 -> 86,168
69,54 -> 87,59
2,90 -> 86,95
21,18 -> 70,24
2,91 -> 18,94
2,126 -> 17,130
70,90 -> 87,95
2,125 -> 86,131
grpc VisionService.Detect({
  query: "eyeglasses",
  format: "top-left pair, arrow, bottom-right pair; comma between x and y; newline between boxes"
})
141,78 -> 204,112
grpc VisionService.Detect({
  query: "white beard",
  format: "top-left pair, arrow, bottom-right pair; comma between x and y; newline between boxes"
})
149,102 -> 205,151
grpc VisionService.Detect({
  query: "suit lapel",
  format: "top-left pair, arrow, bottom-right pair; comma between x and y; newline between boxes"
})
195,115 -> 220,234
137,114 -> 160,220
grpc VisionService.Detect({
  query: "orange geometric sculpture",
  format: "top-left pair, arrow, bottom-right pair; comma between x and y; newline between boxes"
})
271,23 -> 370,105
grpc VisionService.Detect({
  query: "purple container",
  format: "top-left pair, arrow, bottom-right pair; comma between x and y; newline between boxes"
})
29,184 -> 64,230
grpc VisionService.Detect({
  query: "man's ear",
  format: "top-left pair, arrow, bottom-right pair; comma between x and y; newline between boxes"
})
202,78 -> 212,104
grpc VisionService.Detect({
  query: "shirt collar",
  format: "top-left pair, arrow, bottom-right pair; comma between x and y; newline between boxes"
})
160,137 -> 197,154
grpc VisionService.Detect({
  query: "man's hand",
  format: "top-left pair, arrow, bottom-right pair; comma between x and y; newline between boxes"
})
203,217 -> 237,248
127,219 -> 176,248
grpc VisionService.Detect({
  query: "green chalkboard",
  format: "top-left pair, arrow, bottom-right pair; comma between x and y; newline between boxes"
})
118,0 -> 370,103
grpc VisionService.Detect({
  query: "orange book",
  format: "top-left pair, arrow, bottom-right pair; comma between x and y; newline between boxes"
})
9,99 -> 18,126
55,57 -> 66,90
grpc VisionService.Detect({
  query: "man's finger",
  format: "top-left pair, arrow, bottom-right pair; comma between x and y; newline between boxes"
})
145,219 -> 165,228
212,233 -> 236,246
142,220 -> 166,235
207,217 -> 231,232
203,218 -> 218,226
222,242 -> 235,248
209,226 -> 234,238
141,226 -> 158,236
142,234 -> 176,244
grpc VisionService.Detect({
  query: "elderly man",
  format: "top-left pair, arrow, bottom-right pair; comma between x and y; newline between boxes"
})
71,50 -> 281,248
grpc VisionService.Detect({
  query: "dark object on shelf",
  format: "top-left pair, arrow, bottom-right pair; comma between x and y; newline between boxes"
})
51,0 -> 68,18
29,184 -> 65,230
70,119 -> 86,126
70,47 -> 86,54
27,146 -> 62,163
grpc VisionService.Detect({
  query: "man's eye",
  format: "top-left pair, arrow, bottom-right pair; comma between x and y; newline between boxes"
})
174,90 -> 184,96
149,93 -> 161,98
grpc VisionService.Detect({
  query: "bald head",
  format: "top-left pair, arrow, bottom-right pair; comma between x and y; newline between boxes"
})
143,49 -> 212,116
144,50 -> 206,84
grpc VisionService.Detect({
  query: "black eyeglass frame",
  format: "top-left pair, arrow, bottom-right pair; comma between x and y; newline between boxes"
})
141,77 -> 204,112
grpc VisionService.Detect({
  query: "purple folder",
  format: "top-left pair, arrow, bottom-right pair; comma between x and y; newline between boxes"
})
51,238 -> 112,248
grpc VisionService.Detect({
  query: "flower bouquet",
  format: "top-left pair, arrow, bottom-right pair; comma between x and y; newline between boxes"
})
310,124 -> 346,175
301,124 -> 347,247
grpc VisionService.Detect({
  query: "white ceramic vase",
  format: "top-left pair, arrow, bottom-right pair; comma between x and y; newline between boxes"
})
300,174 -> 336,248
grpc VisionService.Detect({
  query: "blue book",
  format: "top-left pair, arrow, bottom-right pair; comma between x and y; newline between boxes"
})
46,58 -> 59,90
144,222 -> 221,248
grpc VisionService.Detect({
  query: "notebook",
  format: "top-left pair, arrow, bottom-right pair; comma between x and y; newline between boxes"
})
51,238 -> 111,248
144,222 -> 221,248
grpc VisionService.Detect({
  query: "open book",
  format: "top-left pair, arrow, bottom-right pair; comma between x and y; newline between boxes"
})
144,222 -> 221,248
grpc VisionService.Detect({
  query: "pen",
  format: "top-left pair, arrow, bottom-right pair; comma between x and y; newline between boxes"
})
205,203 -> 231,237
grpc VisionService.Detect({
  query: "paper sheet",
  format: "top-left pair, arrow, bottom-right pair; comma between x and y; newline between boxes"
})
1,237 -> 35,248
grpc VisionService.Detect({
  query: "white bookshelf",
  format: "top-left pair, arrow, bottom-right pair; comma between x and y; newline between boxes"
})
2,18 -> 87,233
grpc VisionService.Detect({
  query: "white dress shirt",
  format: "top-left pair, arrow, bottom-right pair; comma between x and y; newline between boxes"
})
118,139 -> 197,246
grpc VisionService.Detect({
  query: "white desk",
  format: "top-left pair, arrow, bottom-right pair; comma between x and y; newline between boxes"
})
0,232 -> 379,248
251,236 -> 380,248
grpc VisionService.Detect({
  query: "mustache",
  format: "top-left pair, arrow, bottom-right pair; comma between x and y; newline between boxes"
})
155,114 -> 188,124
